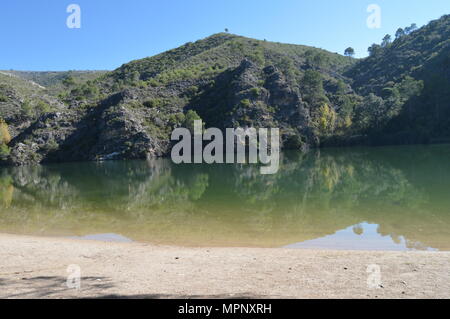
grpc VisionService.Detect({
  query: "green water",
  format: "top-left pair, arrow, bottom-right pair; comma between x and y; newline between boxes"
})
1,144 -> 450,251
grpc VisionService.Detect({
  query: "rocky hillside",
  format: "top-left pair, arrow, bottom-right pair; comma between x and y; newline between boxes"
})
344,14 -> 450,145
1,14 -> 449,166
1,33 -> 358,165
0,72 -> 64,138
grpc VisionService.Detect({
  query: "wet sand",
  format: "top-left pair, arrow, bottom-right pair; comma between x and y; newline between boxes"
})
0,233 -> 449,299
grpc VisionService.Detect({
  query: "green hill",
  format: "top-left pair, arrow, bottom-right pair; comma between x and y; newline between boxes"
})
0,72 -> 63,136
1,15 -> 449,166
344,14 -> 450,145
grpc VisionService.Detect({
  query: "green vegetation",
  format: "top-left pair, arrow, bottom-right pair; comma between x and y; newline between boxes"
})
0,118 -> 11,160
344,47 -> 355,57
0,119 -> 11,144
62,75 -> 76,87
0,72 -> 62,126
346,14 -> 450,144
36,100 -> 51,114
301,70 -> 329,114
69,81 -> 100,101
101,33 -> 354,91
183,110 -> 202,133
21,100 -> 33,117
143,99 -> 162,108
1,15 -> 450,165
240,99 -> 251,108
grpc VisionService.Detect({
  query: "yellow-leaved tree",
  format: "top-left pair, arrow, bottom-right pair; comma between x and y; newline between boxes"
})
315,103 -> 336,135
0,118 -> 11,144
0,118 -> 11,158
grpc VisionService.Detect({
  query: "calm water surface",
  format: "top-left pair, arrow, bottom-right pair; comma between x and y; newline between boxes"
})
1,145 -> 450,251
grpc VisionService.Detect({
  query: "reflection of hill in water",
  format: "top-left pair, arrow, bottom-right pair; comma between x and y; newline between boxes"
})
1,145 -> 450,249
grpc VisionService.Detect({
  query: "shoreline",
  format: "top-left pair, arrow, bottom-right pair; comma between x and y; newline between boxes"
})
1,233 -> 450,299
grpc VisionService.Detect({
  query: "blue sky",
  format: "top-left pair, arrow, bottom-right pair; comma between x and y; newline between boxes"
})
0,0 -> 449,71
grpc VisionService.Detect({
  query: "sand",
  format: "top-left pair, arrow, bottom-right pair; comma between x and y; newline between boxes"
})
0,233 -> 449,299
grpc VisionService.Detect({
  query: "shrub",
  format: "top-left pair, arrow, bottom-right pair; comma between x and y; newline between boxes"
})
284,134 -> 304,149
168,113 -> 186,126
183,110 -> 202,133
36,101 -> 51,114
240,99 -> 251,108
143,99 -> 163,108
71,83 -> 99,100
21,100 -> 33,117
62,75 -> 76,87
0,144 -> 10,159
187,86 -> 199,96
126,101 -> 144,109
147,79 -> 160,87
267,106 -> 276,113
250,88 -> 260,97
43,140 -> 59,152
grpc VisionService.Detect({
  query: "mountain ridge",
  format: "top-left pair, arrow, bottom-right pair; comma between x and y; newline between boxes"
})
1,15 -> 449,166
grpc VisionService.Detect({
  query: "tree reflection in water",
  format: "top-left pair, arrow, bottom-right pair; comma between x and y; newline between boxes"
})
1,145 -> 450,250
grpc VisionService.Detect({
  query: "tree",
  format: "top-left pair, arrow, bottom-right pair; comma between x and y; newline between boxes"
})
344,47 -> 355,57
368,44 -> 382,56
398,76 -> 424,99
404,23 -> 417,35
303,70 -> 323,89
183,110 -> 202,133
21,100 -> 33,117
224,28 -> 229,33
62,75 -> 76,87
315,103 -> 336,135
301,70 -> 329,112
0,118 -> 11,160
395,28 -> 405,39
381,34 -> 392,47
355,94 -> 386,131
0,118 -> 11,145
304,50 -> 328,68
0,143 -> 10,159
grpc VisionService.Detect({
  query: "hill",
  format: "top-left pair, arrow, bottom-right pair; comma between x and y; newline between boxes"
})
1,33 -> 359,165
0,72 -> 64,137
344,14 -> 450,145
1,15 -> 449,166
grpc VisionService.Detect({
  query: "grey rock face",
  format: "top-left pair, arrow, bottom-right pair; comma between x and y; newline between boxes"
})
3,59 -> 321,166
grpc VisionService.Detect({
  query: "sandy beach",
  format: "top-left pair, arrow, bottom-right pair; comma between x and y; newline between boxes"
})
0,233 -> 449,299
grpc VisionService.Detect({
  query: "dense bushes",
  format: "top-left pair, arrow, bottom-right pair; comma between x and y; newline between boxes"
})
20,99 -> 52,118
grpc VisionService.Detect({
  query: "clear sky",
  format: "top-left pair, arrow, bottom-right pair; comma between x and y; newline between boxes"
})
1,0 -> 449,71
